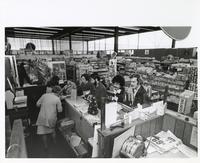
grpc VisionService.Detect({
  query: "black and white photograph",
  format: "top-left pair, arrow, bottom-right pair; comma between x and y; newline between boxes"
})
1,0 -> 199,161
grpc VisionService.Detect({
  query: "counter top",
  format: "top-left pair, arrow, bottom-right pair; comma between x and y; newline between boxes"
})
65,97 -> 101,126
99,114 -> 161,137
165,109 -> 197,126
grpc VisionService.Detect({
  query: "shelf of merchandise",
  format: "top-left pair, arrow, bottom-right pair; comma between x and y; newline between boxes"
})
32,59 -> 51,84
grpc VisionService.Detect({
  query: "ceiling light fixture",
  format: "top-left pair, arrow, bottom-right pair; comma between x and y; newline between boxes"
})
74,33 -> 103,37
40,27 -> 63,30
14,28 -> 58,33
121,27 -> 140,31
14,31 -> 54,35
72,34 -> 102,38
91,27 -> 114,32
14,35 -> 49,39
82,30 -> 114,35
91,27 -> 126,33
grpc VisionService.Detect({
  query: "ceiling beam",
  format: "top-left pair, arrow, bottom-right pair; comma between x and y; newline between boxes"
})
5,26 -> 162,41
50,27 -> 85,40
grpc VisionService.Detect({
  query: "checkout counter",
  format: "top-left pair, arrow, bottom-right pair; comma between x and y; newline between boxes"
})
62,96 -> 197,158
64,97 -> 100,143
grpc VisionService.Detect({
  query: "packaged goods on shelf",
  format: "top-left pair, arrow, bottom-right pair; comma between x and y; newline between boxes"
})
178,90 -> 195,114
47,61 -> 67,82
188,83 -> 198,100
24,59 -> 51,85
76,64 -> 92,81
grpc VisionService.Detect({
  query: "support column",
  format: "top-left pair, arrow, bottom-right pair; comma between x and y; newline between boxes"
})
114,27 -> 119,53
86,41 -> 89,54
69,34 -> 72,51
172,39 -> 176,48
52,39 -> 55,54
137,33 -> 140,49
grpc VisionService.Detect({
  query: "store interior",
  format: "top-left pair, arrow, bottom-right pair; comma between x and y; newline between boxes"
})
5,26 -> 198,158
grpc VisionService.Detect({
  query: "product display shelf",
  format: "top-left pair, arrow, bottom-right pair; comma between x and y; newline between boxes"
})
32,60 -> 51,84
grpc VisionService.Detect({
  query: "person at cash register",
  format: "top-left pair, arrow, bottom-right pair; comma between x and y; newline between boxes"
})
90,73 -> 107,109
109,75 -> 125,103
80,73 -> 94,96
125,74 -> 150,107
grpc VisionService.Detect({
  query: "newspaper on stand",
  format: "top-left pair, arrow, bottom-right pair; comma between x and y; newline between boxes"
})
147,130 -> 182,153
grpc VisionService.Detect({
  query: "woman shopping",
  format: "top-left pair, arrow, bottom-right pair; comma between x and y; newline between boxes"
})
36,85 -> 63,152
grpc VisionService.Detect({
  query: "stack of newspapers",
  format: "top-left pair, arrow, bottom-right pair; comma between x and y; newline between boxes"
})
147,130 -> 182,153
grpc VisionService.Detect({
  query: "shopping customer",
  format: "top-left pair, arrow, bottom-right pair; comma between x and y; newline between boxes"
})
36,85 -> 62,151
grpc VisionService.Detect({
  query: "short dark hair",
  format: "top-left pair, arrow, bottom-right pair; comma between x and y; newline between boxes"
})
52,85 -> 61,94
81,74 -> 90,81
90,73 -> 100,81
112,75 -> 125,87
130,74 -> 142,85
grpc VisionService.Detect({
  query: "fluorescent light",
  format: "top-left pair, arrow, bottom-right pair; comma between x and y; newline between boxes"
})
121,27 -> 140,31
118,30 -> 126,33
14,36 -> 49,39
73,34 -> 103,38
15,34 -> 49,37
72,35 -> 103,38
71,35 -> 103,39
14,28 -> 58,33
14,31 -> 54,35
74,33 -> 103,37
40,27 -> 63,30
91,27 -> 114,32
137,27 -> 152,31
91,27 -> 126,33
82,30 -> 114,35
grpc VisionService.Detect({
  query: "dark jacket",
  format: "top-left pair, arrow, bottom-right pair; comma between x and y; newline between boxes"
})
125,85 -> 150,107
95,82 -> 107,109
79,81 -> 96,96
116,87 -> 125,103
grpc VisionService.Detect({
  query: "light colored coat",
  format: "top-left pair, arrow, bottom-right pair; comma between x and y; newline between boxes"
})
36,93 -> 62,128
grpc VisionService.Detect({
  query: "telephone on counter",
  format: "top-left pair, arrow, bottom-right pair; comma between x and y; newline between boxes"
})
120,135 -> 147,158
